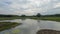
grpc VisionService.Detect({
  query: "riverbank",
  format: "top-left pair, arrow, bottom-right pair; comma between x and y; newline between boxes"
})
30,17 -> 60,22
0,17 -> 60,22
0,17 -> 21,20
41,17 -> 60,22
0,22 -> 22,31
37,29 -> 60,34
0,17 -> 28,20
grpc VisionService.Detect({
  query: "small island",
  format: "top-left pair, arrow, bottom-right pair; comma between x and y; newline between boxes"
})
0,22 -> 22,31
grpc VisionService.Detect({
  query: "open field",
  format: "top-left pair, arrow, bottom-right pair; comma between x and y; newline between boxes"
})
0,17 -> 21,20
0,17 -> 29,20
0,17 -> 60,22
30,17 -> 60,22
0,22 -> 21,31
40,17 -> 60,22
0,17 -> 32,20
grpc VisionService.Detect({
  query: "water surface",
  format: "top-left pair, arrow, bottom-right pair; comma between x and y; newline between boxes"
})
0,19 -> 60,34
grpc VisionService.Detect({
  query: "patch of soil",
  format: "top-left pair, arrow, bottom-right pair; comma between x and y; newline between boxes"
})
37,29 -> 60,34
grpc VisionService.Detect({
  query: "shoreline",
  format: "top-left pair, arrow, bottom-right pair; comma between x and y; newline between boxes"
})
37,29 -> 60,34
30,17 -> 60,22
0,22 -> 22,31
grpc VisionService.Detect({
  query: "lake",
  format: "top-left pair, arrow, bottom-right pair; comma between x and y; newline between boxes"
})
0,19 -> 60,34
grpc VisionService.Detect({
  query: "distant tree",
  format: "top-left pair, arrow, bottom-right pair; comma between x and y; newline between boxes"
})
21,15 -> 26,17
33,15 -> 36,17
55,14 -> 60,17
36,13 -> 41,17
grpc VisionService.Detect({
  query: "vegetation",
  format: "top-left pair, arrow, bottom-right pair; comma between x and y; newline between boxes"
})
0,22 -> 22,31
21,15 -> 26,17
0,14 -> 20,20
29,13 -> 60,22
0,14 -> 19,17
30,17 -> 60,22
40,17 -> 60,22
0,13 -> 60,21
0,17 -> 21,20
36,13 -> 41,17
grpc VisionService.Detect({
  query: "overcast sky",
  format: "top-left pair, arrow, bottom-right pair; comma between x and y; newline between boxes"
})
0,0 -> 60,15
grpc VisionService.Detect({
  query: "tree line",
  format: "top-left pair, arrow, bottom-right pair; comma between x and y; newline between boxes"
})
0,13 -> 60,17
21,13 -> 60,17
0,14 -> 19,17
42,14 -> 60,17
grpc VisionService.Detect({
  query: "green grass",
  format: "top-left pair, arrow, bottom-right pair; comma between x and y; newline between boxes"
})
41,17 -> 60,22
0,17 -> 21,20
0,17 -> 29,20
0,22 -> 21,31
30,17 -> 60,22
0,17 -> 60,22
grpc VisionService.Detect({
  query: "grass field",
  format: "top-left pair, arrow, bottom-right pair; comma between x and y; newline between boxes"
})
0,17 -> 21,20
0,22 -> 21,31
0,17 -> 29,20
41,17 -> 60,22
0,17 -> 60,22
30,17 -> 60,22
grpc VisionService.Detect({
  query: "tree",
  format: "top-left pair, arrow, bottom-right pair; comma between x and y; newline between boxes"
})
21,15 -> 26,17
36,13 -> 41,17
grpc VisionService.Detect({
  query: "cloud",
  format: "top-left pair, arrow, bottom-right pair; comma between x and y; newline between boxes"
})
54,3 -> 60,8
44,7 -> 60,15
0,0 -> 60,15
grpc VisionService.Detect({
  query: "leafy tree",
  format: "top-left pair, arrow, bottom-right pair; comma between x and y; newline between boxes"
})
36,13 -> 41,17
21,15 -> 26,17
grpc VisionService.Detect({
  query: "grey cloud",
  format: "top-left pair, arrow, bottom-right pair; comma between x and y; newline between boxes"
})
0,0 -> 60,15
43,7 -> 60,15
18,0 -> 31,4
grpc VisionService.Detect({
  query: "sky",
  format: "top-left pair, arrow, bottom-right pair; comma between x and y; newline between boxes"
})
0,0 -> 60,15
